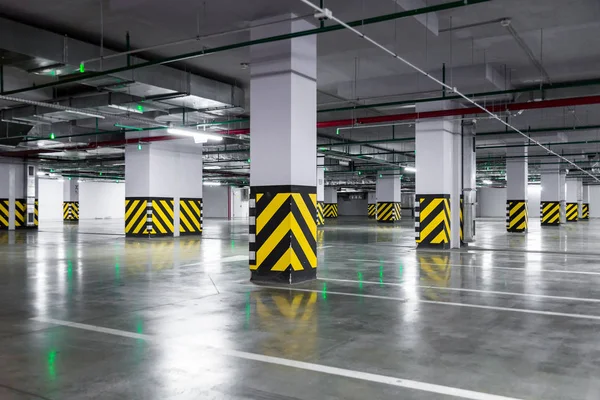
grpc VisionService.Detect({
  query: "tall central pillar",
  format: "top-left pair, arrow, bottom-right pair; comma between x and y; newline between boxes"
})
505,145 -> 528,232
248,15 -> 317,283
565,179 -> 582,222
63,179 -> 79,222
376,172 -> 401,223
415,101 -> 462,249
540,166 -> 562,226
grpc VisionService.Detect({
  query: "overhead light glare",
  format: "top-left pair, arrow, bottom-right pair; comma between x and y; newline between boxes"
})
404,166 -> 416,173
65,109 -> 105,119
167,128 -> 223,142
482,179 -> 493,185
108,104 -> 143,114
204,166 -> 221,170
203,181 -> 222,186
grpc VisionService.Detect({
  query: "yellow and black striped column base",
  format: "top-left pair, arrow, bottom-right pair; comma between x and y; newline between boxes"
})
582,203 -> 590,220
376,202 -> 401,222
415,194 -> 450,249
368,203 -> 376,218
63,201 -> 79,222
506,200 -> 528,233
541,201 -> 561,226
0,199 -> 39,230
125,197 -> 174,238
0,199 -> 9,229
179,198 -> 202,235
249,185 -> 317,284
323,203 -> 338,218
459,195 -> 465,246
316,201 -> 325,226
566,202 -> 578,222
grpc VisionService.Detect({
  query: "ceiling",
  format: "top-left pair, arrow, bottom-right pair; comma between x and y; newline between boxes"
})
1,0 -> 600,188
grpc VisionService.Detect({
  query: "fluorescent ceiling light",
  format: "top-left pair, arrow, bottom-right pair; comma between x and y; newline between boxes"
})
204,165 -> 221,170
482,179 -> 493,185
203,181 -> 221,186
404,166 -> 416,173
167,128 -> 223,142
65,109 -> 105,119
108,104 -> 143,114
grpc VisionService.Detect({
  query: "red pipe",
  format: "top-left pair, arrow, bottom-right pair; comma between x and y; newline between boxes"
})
5,94 -> 600,157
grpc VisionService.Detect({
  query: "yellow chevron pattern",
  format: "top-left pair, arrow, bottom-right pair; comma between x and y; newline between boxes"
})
418,254 -> 451,301
582,203 -> 590,220
566,202 -> 578,222
179,198 -> 202,235
316,201 -> 325,226
15,199 -> 26,228
323,203 -> 338,218
125,197 -> 174,237
368,203 -> 376,218
415,194 -> 451,249
63,201 -> 79,221
249,187 -> 317,283
0,199 -> 8,229
459,196 -> 464,243
541,201 -> 561,226
506,200 -> 528,232
376,202 -> 401,222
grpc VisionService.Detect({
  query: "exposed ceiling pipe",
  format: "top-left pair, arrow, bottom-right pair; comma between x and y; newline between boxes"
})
501,18 -> 551,83
0,0 -> 491,96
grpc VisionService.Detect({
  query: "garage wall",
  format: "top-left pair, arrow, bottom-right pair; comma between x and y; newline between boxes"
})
204,186 -> 229,218
80,181 -> 125,219
590,186 -> 600,218
338,198 -> 367,216
38,179 -> 64,222
477,187 -> 507,217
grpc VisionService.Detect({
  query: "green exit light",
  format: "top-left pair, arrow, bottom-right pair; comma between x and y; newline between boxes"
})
99,172 -> 103,176
336,128 -> 340,135
138,143 -> 142,150
79,63 -> 85,73
50,169 -> 55,173
247,159 -> 251,163
137,105 -> 144,112
68,177 -> 71,181
318,147 -> 328,151
49,132 -> 55,140
358,171 -> 362,175
379,174 -> 383,178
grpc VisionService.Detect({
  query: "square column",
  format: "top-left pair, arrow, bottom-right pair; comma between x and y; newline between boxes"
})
376,172 -> 401,223
0,162 -> 38,230
540,167 -> 562,226
582,185 -> 590,220
505,145 -> 528,232
125,139 -> 203,238
323,187 -> 338,218
415,101 -> 462,249
316,156 -> 325,226
461,123 -> 477,245
249,14 -> 317,284
367,192 -> 376,218
63,179 -> 79,222
565,179 -> 582,222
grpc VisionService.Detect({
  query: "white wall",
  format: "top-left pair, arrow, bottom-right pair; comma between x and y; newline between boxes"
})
39,179 -> 64,222
338,198 -> 368,216
80,181 -> 125,219
231,187 -> 249,219
590,186 -> 600,218
204,185 -> 229,218
477,187 -> 507,217
527,185 -> 542,218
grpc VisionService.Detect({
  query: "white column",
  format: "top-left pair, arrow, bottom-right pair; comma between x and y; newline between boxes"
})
462,123 -> 476,243
249,14 -> 317,283
505,144 -> 528,232
540,166 -> 562,226
63,179 -> 79,222
376,172 -> 401,222
415,101 -> 461,249
316,156 -> 325,225
582,185 -> 590,219
565,179 -> 581,222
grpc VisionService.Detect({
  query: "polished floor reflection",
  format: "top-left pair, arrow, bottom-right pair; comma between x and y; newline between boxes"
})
1,217 -> 600,399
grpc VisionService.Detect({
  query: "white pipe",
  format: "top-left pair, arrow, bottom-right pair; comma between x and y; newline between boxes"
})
298,0 -> 600,183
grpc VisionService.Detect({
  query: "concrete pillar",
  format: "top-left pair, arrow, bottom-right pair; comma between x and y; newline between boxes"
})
316,156 -> 325,226
560,171 -> 567,223
323,187 -> 338,218
248,14 -> 317,284
367,191 -> 376,218
125,140 -> 203,238
376,172 -> 401,223
63,179 -> 79,222
505,145 -> 528,232
582,185 -> 590,220
0,162 -> 36,230
415,101 -> 461,249
461,123 -> 476,244
540,167 -> 562,226
565,179 -> 582,222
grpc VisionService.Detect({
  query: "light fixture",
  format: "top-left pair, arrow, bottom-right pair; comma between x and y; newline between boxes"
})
482,179 -> 493,185
36,171 -> 47,177
203,181 -> 222,186
404,166 -> 416,173
204,165 -> 221,170
65,109 -> 105,119
108,104 -> 143,114
167,128 -> 223,142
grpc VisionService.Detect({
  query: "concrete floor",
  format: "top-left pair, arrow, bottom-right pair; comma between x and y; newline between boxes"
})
1,217 -> 600,399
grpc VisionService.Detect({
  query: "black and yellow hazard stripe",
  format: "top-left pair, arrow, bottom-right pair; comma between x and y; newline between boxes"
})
541,201 -> 561,226
0,199 -> 8,229
506,200 -> 528,232
459,195 -> 464,245
15,199 -> 26,228
376,202 -> 401,222
323,203 -> 338,218
415,194 -> 451,249
367,203 -> 376,218
34,200 -> 39,227
179,198 -> 202,235
566,202 -> 578,222
125,197 -> 174,237
249,185 -> 317,283
316,201 -> 325,226
418,254 -> 451,300
63,201 -> 79,221
582,203 -> 590,220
